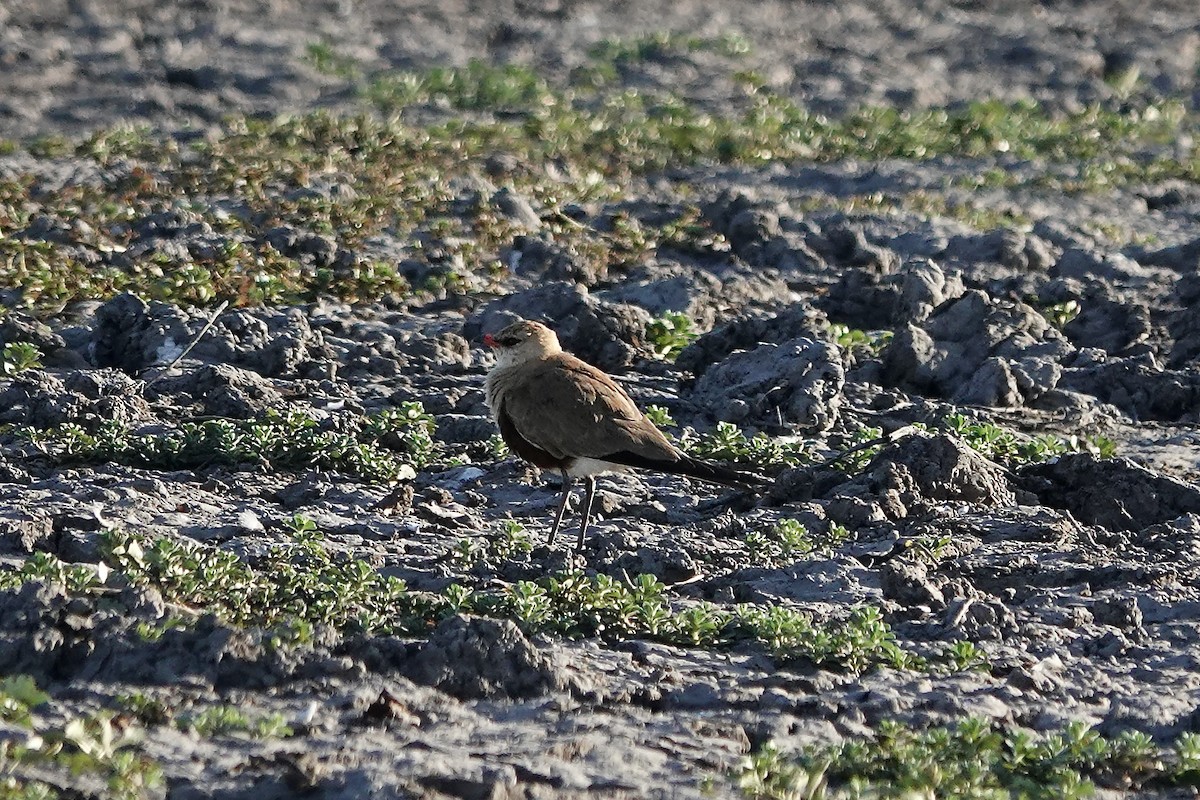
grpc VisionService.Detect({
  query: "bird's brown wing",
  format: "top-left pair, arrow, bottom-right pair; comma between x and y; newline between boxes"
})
498,354 -> 680,463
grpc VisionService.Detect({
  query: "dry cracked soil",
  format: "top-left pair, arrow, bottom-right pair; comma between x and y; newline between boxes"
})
1,1 -> 1200,798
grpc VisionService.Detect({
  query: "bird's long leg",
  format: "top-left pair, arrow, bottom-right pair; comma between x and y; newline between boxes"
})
575,475 -> 598,553
546,469 -> 573,547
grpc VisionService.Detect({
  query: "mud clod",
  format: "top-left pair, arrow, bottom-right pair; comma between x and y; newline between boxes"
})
1020,454 -> 1200,532
688,338 -> 844,430
405,615 -> 567,700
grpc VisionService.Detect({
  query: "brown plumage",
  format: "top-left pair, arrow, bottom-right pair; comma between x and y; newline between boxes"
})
484,319 -> 764,552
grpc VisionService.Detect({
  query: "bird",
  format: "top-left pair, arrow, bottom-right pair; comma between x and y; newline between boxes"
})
483,319 -> 766,552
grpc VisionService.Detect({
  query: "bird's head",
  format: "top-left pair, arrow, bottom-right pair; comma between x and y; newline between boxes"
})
484,319 -> 563,368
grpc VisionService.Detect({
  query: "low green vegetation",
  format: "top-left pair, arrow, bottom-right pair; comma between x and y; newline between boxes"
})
304,41 -> 361,80
830,323 -> 892,362
943,413 -> 1080,466
744,519 -> 852,566
177,705 -> 293,739
1041,299 -> 1082,329
643,404 -> 678,428
0,675 -> 163,800
500,572 -> 918,671
586,31 -> 752,67
116,692 -> 172,726
0,342 -> 42,377
744,519 -> 813,564
903,532 -> 955,565
0,526 -> 919,673
833,425 -> 887,473
941,640 -> 990,672
737,719 -> 1200,799
449,519 -> 535,565
11,403 -> 438,482
1087,434 -> 1119,459
679,421 -> 813,468
0,37 -> 1194,313
645,311 -> 698,360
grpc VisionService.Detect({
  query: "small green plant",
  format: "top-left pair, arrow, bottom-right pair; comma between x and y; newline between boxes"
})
1042,299 -> 1081,329
736,604 -> 920,672
304,41 -> 360,79
0,676 -> 163,800
900,533 -> 953,565
744,519 -> 813,565
14,403 -> 439,482
0,341 -> 42,376
134,616 -> 189,642
0,675 -> 50,725
826,523 -> 851,549
283,513 -> 323,546
646,311 -> 698,360
942,640 -> 990,672
178,705 -> 292,738
449,537 -> 481,565
495,519 -> 534,558
830,323 -> 893,361
679,422 -> 811,468
1177,732 -> 1200,779
736,719 -> 1200,799
944,414 -> 1072,466
588,32 -> 752,66
449,519 -> 534,565
1087,434 -> 1119,459
738,742 -> 823,800
831,425 -> 886,473
485,432 -> 510,458
117,692 -> 172,726
366,59 -> 553,112
0,550 -> 104,593
644,404 -> 677,428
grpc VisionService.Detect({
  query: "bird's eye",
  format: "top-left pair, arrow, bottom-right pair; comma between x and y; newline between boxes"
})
498,335 -> 521,346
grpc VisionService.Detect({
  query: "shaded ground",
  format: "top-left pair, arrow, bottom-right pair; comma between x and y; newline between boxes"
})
1,1 -> 1200,798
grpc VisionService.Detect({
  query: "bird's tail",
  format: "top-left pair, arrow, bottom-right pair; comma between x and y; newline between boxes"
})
605,450 -> 769,492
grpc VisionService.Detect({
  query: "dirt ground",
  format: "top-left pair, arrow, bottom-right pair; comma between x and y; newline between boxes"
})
1,1 -> 1200,798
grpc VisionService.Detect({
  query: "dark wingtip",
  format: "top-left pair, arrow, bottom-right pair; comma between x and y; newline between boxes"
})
602,450 -> 770,492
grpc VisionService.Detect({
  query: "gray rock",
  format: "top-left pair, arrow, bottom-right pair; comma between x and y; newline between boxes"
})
1057,356 -> 1200,422
1051,248 -> 1157,284
504,235 -> 600,284
93,292 -> 193,375
825,434 -> 1018,521
882,290 -> 1072,406
1062,295 -> 1150,355
465,282 -> 650,370
1092,596 -> 1144,631
404,615 -> 566,699
1020,453 -> 1200,532
896,258 -> 965,324
879,560 -> 946,609
152,363 -> 285,419
675,303 -> 826,377
688,337 -> 844,431
0,368 -> 150,429
952,356 -> 1022,407
0,511 -> 53,554
942,228 -> 1057,274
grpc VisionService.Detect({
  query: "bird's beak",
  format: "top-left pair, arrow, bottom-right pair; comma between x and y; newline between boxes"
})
483,333 -> 498,349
